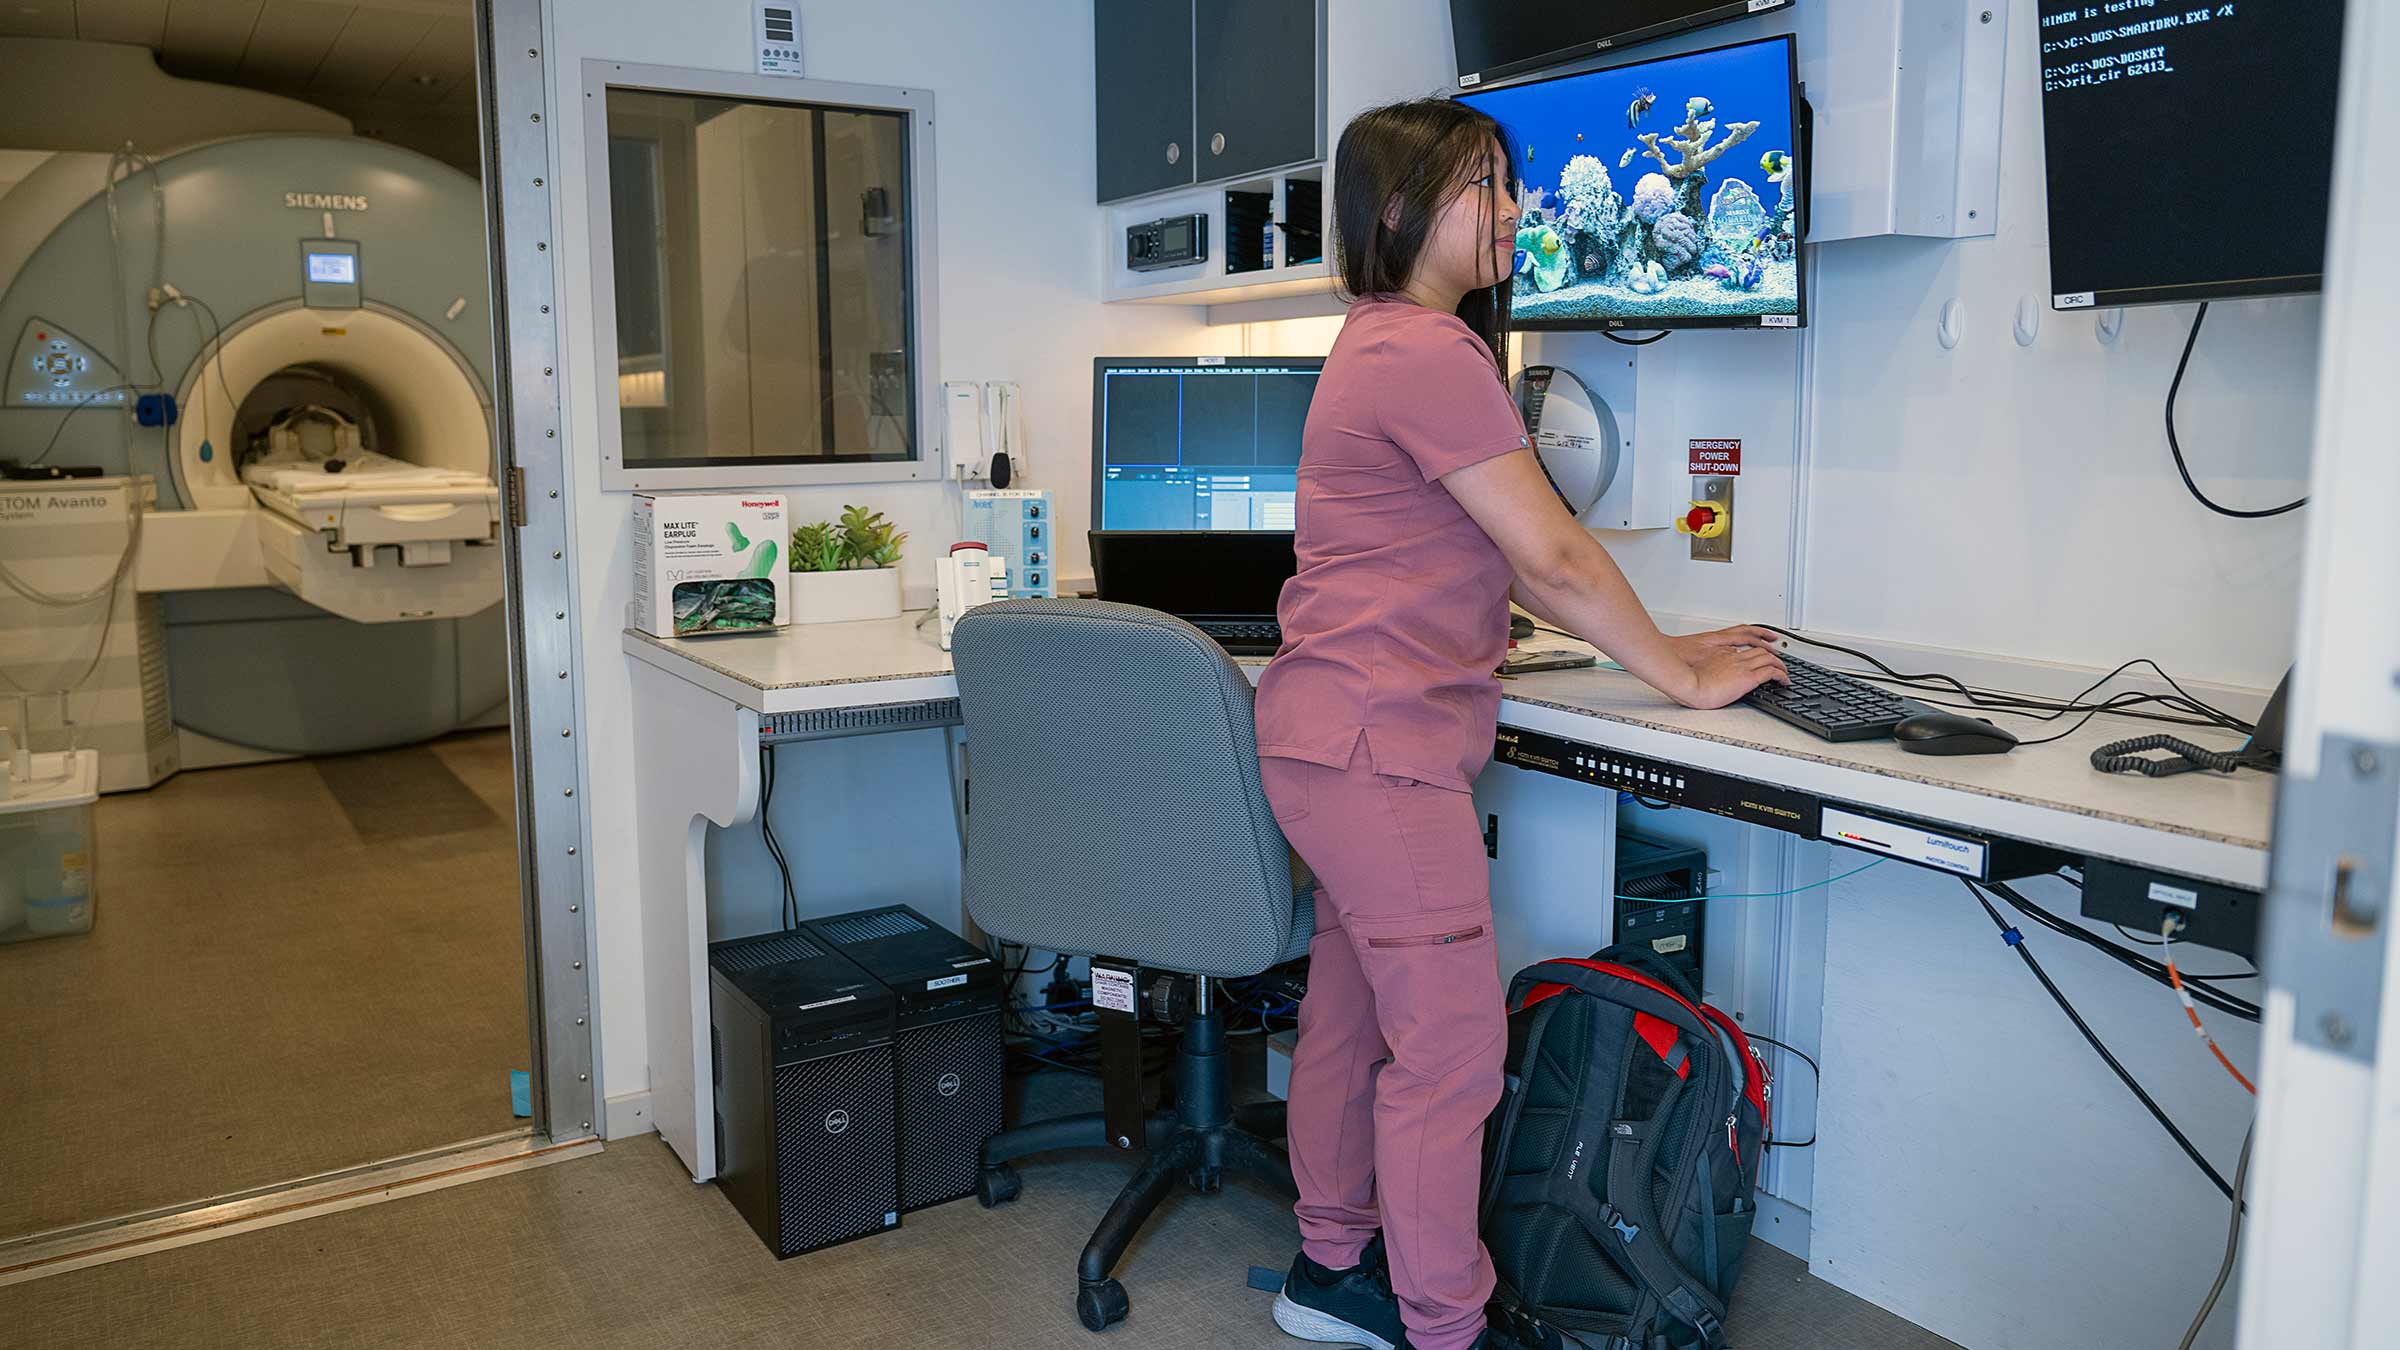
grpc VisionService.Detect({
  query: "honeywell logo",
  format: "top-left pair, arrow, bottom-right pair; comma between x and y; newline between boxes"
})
739,499 -> 782,508
285,192 -> 369,211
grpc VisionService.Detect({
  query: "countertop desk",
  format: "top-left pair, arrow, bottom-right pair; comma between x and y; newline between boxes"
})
625,614 -> 2274,1181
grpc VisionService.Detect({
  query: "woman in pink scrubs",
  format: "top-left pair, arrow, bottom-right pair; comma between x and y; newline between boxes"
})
1259,99 -> 1788,1350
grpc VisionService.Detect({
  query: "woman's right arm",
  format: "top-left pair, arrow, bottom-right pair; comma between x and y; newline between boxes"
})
1445,448 -> 1788,708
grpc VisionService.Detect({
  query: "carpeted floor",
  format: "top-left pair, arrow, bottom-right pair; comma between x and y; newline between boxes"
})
0,1070 -> 1958,1350
0,731 -> 529,1240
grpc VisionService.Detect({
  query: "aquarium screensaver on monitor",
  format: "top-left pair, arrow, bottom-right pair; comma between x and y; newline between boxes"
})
1450,0 -> 1793,89
2037,0 -> 2345,309
1459,35 -> 1803,332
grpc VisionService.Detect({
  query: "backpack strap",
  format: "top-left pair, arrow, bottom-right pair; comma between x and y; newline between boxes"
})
1587,942 -> 1704,1007
1589,1111 -> 1730,1349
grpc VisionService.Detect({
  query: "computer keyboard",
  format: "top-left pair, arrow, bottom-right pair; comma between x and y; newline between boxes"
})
1742,653 -> 1915,742
1190,619 -> 1283,653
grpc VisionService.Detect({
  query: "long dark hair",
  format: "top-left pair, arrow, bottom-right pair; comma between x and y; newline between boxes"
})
1332,97 -> 1518,376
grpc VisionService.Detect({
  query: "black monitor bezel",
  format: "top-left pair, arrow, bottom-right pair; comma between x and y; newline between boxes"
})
1089,356 -> 1327,532
1457,33 -> 1808,334
1452,0 -> 1796,92
2034,5 -> 2335,312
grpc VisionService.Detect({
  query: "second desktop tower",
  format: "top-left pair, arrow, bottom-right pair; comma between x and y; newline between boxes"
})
806,905 -> 1006,1211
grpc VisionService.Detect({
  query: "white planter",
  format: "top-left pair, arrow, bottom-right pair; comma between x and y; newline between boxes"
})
789,566 -> 903,625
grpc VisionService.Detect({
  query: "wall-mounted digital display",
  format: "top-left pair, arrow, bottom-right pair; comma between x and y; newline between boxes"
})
1458,35 -> 1805,331
1450,0 -> 1793,88
306,251 -> 358,285
2037,0 -> 2346,309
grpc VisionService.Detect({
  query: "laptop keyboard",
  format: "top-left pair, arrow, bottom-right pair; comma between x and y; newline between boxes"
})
1190,619 -> 1283,651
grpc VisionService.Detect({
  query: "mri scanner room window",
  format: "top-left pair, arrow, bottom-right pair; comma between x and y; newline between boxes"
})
599,83 -> 926,484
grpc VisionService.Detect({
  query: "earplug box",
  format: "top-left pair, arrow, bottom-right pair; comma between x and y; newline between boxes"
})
629,491 -> 790,637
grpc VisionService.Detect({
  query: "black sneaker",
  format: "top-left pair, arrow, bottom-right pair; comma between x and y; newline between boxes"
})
1272,1232 -> 1404,1350
1469,1302 -> 1563,1350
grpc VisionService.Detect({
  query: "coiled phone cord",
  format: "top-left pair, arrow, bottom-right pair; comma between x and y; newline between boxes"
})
2089,734 -> 2252,777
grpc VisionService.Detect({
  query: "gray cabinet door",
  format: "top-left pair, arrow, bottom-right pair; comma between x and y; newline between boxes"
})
1194,0 -> 1319,182
1096,0 -> 1195,203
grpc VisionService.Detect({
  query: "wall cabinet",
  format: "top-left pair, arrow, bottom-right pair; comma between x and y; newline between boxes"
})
1094,1 -> 1195,203
1095,0 -> 1322,204
1194,0 -> 1320,184
1098,0 -> 1451,306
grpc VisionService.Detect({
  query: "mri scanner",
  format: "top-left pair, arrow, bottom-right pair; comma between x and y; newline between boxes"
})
0,134 -> 507,764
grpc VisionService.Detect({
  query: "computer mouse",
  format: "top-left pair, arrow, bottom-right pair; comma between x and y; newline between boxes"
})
1510,615 -> 1535,640
1893,711 -> 2019,756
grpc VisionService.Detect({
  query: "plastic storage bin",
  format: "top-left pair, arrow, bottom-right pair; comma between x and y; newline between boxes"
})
0,750 -> 100,943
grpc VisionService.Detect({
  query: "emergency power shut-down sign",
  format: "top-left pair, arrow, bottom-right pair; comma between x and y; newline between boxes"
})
1687,439 -> 1742,476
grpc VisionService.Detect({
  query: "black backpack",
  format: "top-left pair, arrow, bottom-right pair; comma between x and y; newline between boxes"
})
1479,944 -> 1771,1350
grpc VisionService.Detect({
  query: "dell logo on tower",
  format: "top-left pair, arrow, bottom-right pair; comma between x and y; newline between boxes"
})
937,1073 -> 962,1099
283,192 -> 370,211
824,1109 -> 850,1135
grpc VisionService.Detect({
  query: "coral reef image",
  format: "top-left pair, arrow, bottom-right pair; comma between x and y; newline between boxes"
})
1461,38 -> 1801,328
672,577 -> 780,634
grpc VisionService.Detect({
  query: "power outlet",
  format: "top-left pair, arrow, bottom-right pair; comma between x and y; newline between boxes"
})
1689,477 -> 1734,563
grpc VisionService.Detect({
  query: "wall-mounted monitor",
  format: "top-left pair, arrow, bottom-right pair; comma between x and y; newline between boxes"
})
1450,0 -> 1794,90
1458,35 -> 1805,332
2037,0 -> 2346,310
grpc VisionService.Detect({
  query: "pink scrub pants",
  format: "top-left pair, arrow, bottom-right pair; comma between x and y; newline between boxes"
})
1262,741 -> 1506,1350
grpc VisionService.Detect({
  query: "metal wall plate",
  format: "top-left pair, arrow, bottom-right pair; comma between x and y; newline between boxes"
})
2263,733 -> 2397,1062
1690,477 -> 1734,563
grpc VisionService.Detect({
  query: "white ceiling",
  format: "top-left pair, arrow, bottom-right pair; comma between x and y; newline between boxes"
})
0,0 -> 476,108
0,0 -> 480,166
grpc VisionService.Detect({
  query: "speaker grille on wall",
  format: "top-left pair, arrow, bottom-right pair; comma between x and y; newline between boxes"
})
897,1009 -> 1006,1210
773,1044 -> 900,1255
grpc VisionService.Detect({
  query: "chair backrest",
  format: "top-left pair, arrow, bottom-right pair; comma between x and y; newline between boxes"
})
950,598 -> 1294,979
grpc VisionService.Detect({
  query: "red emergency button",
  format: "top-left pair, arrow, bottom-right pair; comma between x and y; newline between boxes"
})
1676,501 -> 1730,540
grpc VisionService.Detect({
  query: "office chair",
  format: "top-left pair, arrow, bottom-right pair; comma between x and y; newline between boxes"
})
951,598 -> 1314,1333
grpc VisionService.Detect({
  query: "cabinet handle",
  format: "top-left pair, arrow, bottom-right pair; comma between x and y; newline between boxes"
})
1167,141 -> 1180,165
1210,132 -> 1226,155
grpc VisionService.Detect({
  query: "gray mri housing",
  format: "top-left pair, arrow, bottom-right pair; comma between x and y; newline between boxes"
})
0,135 -> 505,755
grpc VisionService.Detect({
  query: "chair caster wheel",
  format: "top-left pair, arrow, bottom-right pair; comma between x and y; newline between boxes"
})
1076,1278 -> 1130,1332
976,1164 -> 1021,1209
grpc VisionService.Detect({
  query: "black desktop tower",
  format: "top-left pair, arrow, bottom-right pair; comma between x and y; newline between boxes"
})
805,906 -> 1006,1212
1614,830 -> 1710,991
708,929 -> 901,1257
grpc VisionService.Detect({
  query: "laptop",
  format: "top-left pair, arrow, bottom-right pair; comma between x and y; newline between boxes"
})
1088,530 -> 1296,655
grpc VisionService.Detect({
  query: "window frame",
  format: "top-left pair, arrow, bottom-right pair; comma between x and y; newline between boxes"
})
581,61 -> 944,491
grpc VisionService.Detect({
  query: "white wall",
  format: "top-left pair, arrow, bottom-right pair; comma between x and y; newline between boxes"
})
1782,8 -> 2295,1343
543,0 -> 1217,1109
1815,869 -> 2257,1350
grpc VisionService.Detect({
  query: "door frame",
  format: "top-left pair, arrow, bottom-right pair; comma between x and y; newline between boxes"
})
477,0 -> 600,1143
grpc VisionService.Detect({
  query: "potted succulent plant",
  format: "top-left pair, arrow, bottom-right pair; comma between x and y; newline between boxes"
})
787,504 -> 907,624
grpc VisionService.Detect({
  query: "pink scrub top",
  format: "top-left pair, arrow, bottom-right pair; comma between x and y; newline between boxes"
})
1254,297 -> 1531,791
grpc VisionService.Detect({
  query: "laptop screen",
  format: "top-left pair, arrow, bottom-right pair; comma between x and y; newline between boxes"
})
1089,531 -> 1296,619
